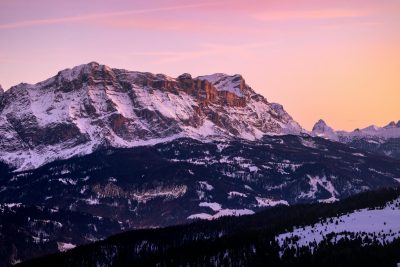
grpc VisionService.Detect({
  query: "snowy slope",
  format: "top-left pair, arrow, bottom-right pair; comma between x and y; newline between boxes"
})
276,197 -> 400,251
0,62 -> 304,171
2,135 -> 399,229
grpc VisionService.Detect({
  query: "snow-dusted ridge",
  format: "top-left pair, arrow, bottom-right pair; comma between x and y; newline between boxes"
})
311,119 -> 400,160
311,119 -> 400,141
276,197 -> 400,253
0,62 -> 304,171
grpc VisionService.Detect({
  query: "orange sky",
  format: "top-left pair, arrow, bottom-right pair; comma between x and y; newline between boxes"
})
0,0 -> 399,130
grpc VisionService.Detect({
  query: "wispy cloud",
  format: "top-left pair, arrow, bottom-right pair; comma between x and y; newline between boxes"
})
98,16 -> 258,34
254,8 -> 368,21
0,2 -> 221,29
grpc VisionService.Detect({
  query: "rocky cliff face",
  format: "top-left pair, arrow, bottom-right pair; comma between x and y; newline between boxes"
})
0,62 -> 303,171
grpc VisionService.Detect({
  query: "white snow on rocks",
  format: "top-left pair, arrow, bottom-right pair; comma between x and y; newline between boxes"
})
197,73 -> 244,97
85,197 -> 100,205
312,119 -> 400,142
0,203 -> 22,212
228,191 -> 248,198
187,213 -> 214,220
300,138 -> 318,149
312,119 -> 339,141
213,208 -> 254,218
57,242 -> 76,252
188,208 -> 254,220
299,175 -> 338,202
0,63 -> 304,171
255,197 -> 289,207
199,202 -> 222,211
198,181 -> 214,191
190,196 -> 255,220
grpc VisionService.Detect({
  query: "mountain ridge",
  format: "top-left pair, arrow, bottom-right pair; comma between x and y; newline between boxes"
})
1,63 -> 400,266
312,119 -> 400,139
311,119 -> 400,159
0,62 -> 303,171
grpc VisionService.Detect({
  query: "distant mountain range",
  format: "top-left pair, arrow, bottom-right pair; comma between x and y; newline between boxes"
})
312,119 -> 400,159
1,62 -> 399,171
0,63 -> 399,266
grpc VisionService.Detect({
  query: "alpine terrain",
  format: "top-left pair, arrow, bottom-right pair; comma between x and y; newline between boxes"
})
312,119 -> 400,159
0,62 -> 399,266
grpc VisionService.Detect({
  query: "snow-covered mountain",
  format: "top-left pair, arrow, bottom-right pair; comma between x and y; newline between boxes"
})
1,63 -> 400,266
312,119 -> 400,141
311,119 -> 339,141
311,119 -> 400,159
0,62 -> 303,171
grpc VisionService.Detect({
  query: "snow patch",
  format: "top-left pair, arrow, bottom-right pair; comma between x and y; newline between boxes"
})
299,175 -> 338,201
199,202 -> 222,211
187,213 -> 213,220
85,197 -> 100,205
255,197 -> 289,207
188,208 -> 254,220
57,242 -> 76,252
228,191 -> 248,198
318,196 -> 338,203
198,181 -> 214,191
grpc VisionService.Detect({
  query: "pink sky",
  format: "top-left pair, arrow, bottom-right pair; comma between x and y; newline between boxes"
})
1,0 -> 399,130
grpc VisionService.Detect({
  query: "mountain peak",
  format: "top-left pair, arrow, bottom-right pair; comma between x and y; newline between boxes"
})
87,61 -> 100,66
384,121 -> 397,129
312,119 -> 332,132
51,62 -> 119,91
313,119 -> 327,128
385,120 -> 400,128
197,73 -> 247,97
0,62 -> 303,171
177,73 -> 192,80
363,125 -> 380,131
311,119 -> 338,141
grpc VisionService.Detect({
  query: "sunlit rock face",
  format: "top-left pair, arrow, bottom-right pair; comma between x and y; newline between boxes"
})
0,62 -> 303,171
